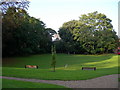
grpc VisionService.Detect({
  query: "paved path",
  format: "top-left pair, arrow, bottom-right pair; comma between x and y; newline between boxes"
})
1,74 -> 119,88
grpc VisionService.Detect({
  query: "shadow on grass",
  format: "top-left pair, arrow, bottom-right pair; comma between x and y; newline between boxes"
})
2,54 -> 117,69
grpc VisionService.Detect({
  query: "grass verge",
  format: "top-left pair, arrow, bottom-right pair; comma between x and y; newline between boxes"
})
3,54 -> 119,80
2,79 -> 67,88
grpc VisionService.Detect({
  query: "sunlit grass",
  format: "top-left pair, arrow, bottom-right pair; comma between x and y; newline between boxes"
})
83,55 -> 118,69
2,54 -> 119,80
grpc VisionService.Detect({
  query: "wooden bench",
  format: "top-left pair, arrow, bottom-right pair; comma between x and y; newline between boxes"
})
25,65 -> 38,69
82,67 -> 96,70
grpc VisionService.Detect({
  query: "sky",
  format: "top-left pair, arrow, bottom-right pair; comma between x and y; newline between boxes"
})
28,0 -> 119,35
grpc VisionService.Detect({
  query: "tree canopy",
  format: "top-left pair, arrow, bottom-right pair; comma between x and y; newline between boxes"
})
1,1 -> 118,57
58,11 -> 118,54
0,0 -> 29,14
2,1 -> 57,57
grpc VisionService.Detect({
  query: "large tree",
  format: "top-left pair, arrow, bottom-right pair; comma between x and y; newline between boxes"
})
58,11 -> 118,54
2,0 -> 53,56
73,11 -> 118,54
2,1 -> 30,56
58,20 -> 85,54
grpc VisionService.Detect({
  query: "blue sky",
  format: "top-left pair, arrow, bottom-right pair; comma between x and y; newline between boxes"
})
28,0 -> 119,34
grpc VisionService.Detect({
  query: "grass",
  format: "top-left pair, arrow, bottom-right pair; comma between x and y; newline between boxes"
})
119,78 -> 120,82
2,79 -> 67,88
2,54 -> 119,80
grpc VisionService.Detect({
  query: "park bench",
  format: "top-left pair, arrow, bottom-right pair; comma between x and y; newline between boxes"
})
25,65 -> 38,69
82,67 -> 96,70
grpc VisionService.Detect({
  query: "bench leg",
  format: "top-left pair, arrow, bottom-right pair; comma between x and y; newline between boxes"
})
37,66 -> 38,69
94,68 -> 96,70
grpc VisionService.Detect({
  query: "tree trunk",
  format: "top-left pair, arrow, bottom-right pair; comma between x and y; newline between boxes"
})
53,65 -> 55,72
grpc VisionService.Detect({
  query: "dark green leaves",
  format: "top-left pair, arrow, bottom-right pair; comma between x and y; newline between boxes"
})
58,11 -> 118,54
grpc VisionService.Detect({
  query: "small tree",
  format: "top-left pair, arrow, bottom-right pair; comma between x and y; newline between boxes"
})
51,45 -> 56,72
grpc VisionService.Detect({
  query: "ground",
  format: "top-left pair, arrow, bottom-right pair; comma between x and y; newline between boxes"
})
1,74 -> 118,88
2,78 -> 67,88
2,54 -> 119,88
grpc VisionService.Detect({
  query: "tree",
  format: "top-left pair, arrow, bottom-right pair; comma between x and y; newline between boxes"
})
2,1 -> 54,57
0,0 -> 29,14
51,44 -> 56,72
58,20 -> 86,54
15,16 -> 47,55
45,28 -> 57,52
71,11 -> 118,54
2,1 -> 30,56
58,11 -> 118,54
2,8 -> 53,56
46,28 -> 57,36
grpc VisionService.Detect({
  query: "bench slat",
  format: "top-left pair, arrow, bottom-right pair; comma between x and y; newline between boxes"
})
25,65 -> 38,69
82,67 -> 96,70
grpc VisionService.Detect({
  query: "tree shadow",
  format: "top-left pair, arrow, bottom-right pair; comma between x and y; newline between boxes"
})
2,54 -> 117,69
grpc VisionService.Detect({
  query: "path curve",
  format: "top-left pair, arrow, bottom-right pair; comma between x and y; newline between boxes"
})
1,74 -> 119,88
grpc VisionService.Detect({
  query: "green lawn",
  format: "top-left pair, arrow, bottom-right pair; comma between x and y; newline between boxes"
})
2,79 -> 67,88
119,78 -> 120,82
2,54 -> 119,80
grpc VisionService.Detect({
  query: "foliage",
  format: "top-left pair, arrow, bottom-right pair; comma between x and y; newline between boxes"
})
2,1 -> 55,57
58,20 -> 84,54
58,11 -> 118,54
1,1 -> 118,57
0,0 -> 29,14
2,2 -> 30,56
